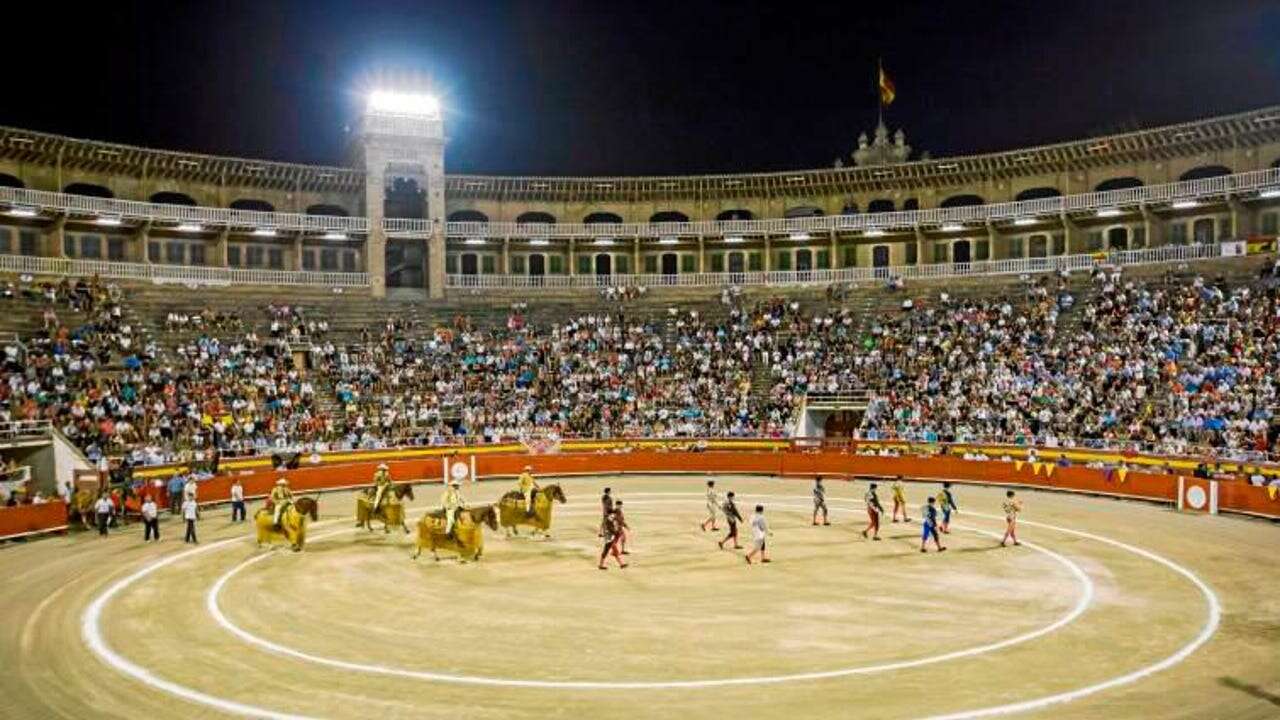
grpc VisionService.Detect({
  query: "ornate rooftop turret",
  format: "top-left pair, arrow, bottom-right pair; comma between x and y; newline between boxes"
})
851,120 -> 913,167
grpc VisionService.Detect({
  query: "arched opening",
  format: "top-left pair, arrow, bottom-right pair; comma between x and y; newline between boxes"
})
867,199 -> 895,214
795,248 -> 813,271
953,239 -> 972,264
716,209 -> 753,221
1193,218 -> 1215,244
594,253 -> 612,276
727,252 -> 746,274
1015,187 -> 1062,201
1029,234 -> 1049,258
0,173 -> 24,189
661,253 -> 678,275
448,209 -> 489,222
149,191 -> 197,206
584,212 -> 623,225
784,206 -> 824,218
940,194 -> 983,208
1107,227 -> 1129,250
63,183 -> 113,198
306,204 -> 349,216
1095,177 -> 1143,192
230,198 -> 275,212
902,198 -> 919,211
872,245 -> 890,267
516,211 -> 556,225
650,211 -> 689,223
384,177 -> 425,219
1273,158 -> 1280,169
528,254 -> 547,276
1179,165 -> 1232,182
460,253 -> 479,275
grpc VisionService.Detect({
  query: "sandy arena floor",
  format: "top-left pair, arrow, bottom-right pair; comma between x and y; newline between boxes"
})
0,474 -> 1277,719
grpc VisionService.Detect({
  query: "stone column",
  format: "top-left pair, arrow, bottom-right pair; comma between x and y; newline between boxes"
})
763,236 -> 772,272
697,235 -> 705,272
428,222 -> 446,298
913,225 -> 926,266
568,237 -> 576,276
502,237 -> 510,275
985,220 -> 999,261
1059,211 -> 1079,255
632,237 -> 640,275
213,227 -> 230,268
292,233 -> 303,271
1139,203 -> 1163,248
365,166 -> 387,298
136,221 -> 153,264
829,230 -> 839,269
48,214 -> 68,258
1227,195 -> 1253,239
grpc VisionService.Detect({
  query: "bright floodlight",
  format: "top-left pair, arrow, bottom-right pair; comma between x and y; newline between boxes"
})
368,91 -> 440,117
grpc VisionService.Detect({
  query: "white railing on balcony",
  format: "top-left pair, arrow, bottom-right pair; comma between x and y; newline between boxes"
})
445,242 -> 1226,290
0,187 -> 368,233
429,167 -> 1280,239
0,254 -> 370,287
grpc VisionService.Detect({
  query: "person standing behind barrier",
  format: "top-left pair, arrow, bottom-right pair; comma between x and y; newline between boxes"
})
718,492 -> 744,550
920,497 -> 946,553
141,495 -> 160,542
182,494 -> 199,544
166,473 -> 184,515
937,483 -> 959,534
812,476 -> 830,526
700,480 -> 720,532
745,505 -> 771,564
598,487 -> 614,538
230,478 -> 246,523
891,476 -> 911,523
862,483 -> 884,541
94,493 -> 113,536
1000,491 -> 1022,547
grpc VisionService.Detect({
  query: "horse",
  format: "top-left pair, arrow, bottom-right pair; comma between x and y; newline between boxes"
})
355,483 -> 414,533
413,504 -> 499,562
70,489 -> 99,530
254,497 -> 319,551
497,483 -> 566,538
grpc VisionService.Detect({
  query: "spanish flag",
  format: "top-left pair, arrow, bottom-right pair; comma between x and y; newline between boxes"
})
879,66 -> 896,106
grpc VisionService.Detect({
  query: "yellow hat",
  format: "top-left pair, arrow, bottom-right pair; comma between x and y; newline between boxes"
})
276,478 -> 288,486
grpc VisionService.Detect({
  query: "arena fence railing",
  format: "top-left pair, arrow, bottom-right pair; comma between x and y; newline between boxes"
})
445,242 -> 1231,289
0,254 -> 370,288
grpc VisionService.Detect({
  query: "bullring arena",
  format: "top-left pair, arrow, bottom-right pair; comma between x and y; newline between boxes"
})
3,15 -> 1280,718
2,446 -> 1279,719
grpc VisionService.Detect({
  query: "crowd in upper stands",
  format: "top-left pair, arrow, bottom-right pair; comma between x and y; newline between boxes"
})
0,260 -> 1277,478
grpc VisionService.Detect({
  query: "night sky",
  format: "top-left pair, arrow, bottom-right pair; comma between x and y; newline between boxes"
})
9,0 -> 1280,176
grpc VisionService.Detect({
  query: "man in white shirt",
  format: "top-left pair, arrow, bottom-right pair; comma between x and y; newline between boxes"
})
141,496 -> 160,542
230,479 -> 246,522
94,494 -> 114,536
744,505 -> 772,565
182,496 -> 199,544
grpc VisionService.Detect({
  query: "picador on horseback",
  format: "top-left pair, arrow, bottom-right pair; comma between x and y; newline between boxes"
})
440,479 -> 465,538
270,477 -> 294,530
516,465 -> 539,516
369,463 -> 393,514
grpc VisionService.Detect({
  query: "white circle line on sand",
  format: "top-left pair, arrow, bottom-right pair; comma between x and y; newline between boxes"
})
78,489 -> 1221,720
206,497 -> 1094,690
80,518 -> 347,720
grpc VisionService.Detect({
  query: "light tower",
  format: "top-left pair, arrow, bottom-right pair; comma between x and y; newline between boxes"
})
354,90 -> 446,298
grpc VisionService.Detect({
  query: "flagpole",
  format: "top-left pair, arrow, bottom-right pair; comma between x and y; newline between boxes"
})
876,57 -> 883,127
